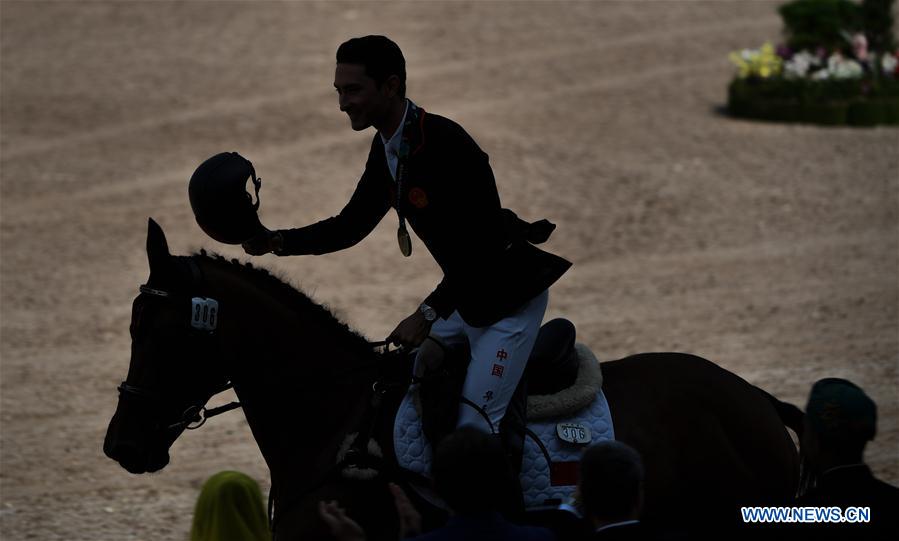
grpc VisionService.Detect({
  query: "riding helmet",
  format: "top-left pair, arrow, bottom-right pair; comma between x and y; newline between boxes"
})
188,152 -> 264,244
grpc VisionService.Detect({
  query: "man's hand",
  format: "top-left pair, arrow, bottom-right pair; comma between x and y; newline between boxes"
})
387,309 -> 433,348
318,500 -> 366,541
389,483 -> 422,538
242,229 -> 276,256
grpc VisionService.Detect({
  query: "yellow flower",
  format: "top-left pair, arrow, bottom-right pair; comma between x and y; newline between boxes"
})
729,42 -> 783,79
729,51 -> 751,78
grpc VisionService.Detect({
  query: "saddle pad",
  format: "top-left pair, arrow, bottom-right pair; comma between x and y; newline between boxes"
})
394,382 -> 615,509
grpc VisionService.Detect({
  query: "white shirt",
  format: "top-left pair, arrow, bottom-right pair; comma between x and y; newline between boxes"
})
380,99 -> 411,181
595,519 -> 640,533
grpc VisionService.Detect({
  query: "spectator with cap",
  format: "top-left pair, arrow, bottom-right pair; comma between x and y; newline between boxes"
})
795,377 -> 899,540
190,470 -> 271,541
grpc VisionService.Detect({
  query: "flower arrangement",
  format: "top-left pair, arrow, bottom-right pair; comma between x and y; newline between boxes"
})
727,0 -> 899,126
731,38 -> 899,81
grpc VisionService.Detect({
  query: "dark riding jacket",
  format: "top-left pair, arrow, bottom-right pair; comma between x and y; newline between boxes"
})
276,106 -> 571,327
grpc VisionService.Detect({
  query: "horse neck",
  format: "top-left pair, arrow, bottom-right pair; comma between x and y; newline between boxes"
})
200,259 -> 378,493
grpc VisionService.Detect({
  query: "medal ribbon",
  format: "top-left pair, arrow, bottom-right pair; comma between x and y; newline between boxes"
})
395,101 -> 419,257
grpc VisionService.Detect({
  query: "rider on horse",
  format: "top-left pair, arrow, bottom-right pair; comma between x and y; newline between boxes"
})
240,35 -> 571,438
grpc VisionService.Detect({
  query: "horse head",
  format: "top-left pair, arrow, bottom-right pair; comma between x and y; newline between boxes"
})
104,219 -> 405,537
104,218 -> 230,474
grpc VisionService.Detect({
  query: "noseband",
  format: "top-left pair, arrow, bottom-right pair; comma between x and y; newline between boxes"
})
117,380 -> 240,432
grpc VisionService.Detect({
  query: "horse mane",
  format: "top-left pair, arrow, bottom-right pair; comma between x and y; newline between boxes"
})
191,250 -> 375,359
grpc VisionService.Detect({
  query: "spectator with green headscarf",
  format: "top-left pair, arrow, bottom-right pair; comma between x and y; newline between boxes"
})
190,470 -> 271,541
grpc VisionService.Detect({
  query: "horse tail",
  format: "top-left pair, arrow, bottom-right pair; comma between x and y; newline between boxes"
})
755,386 -> 804,439
755,386 -> 812,498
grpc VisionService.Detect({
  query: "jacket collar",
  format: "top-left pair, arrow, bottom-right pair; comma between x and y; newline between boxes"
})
373,100 -> 426,157
406,101 -> 427,157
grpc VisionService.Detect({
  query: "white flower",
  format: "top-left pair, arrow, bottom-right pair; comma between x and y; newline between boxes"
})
882,53 -> 898,74
827,54 -> 864,79
784,50 -> 818,79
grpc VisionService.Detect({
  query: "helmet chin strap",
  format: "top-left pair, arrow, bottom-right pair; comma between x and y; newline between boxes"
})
237,152 -> 262,211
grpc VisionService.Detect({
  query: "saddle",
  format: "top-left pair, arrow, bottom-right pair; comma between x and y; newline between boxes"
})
396,318 -> 614,514
328,320 -> 607,523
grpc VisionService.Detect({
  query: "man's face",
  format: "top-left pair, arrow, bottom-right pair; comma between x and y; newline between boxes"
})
334,63 -> 390,131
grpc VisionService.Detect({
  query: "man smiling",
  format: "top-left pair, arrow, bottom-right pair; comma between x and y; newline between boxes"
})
243,35 -> 570,434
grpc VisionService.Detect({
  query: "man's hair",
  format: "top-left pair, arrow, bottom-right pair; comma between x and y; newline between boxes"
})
431,427 -> 514,514
579,441 -> 644,521
336,35 -> 406,98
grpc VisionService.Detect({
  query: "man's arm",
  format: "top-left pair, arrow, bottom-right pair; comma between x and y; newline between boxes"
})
386,279 -> 453,348
423,278 -> 454,320
275,168 -> 391,256
243,142 -> 391,257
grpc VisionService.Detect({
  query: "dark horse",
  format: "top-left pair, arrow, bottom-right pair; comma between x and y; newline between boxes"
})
104,220 -> 800,540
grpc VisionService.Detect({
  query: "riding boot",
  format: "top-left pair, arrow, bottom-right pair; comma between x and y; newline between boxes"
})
497,375 -> 529,521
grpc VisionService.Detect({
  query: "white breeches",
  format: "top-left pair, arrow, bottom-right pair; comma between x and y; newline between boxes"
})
419,289 -> 549,434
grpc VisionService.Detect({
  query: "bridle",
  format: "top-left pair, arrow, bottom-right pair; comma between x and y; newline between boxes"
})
116,380 -> 241,432
117,257 -> 398,435
117,259 -> 241,433
116,255 -> 420,532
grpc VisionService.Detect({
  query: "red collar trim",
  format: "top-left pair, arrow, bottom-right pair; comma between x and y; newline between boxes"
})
411,109 -> 427,157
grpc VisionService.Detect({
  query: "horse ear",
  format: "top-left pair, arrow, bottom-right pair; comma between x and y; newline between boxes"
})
146,217 -> 171,273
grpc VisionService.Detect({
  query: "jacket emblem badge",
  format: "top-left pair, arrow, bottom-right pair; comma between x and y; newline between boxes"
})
408,187 -> 428,209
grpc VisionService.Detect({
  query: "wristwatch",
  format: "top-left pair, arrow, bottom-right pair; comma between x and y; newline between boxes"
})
419,303 -> 437,322
270,231 -> 284,254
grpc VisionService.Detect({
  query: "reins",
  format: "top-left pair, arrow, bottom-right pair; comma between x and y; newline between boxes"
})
116,380 -> 241,431
170,389 -> 243,431
265,340 -> 412,533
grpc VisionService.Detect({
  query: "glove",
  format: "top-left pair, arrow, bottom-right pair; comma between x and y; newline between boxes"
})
242,229 -> 281,256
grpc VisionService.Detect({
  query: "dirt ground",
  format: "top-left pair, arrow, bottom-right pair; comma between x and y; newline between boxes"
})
1,1 -> 896,539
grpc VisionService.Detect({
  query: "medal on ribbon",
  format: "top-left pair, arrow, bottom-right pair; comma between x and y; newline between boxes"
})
395,102 -> 419,257
397,222 -> 412,257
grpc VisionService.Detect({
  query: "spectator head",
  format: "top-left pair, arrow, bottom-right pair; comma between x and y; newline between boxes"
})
579,441 -> 644,525
190,470 -> 270,541
431,426 -> 515,515
803,378 -> 877,466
